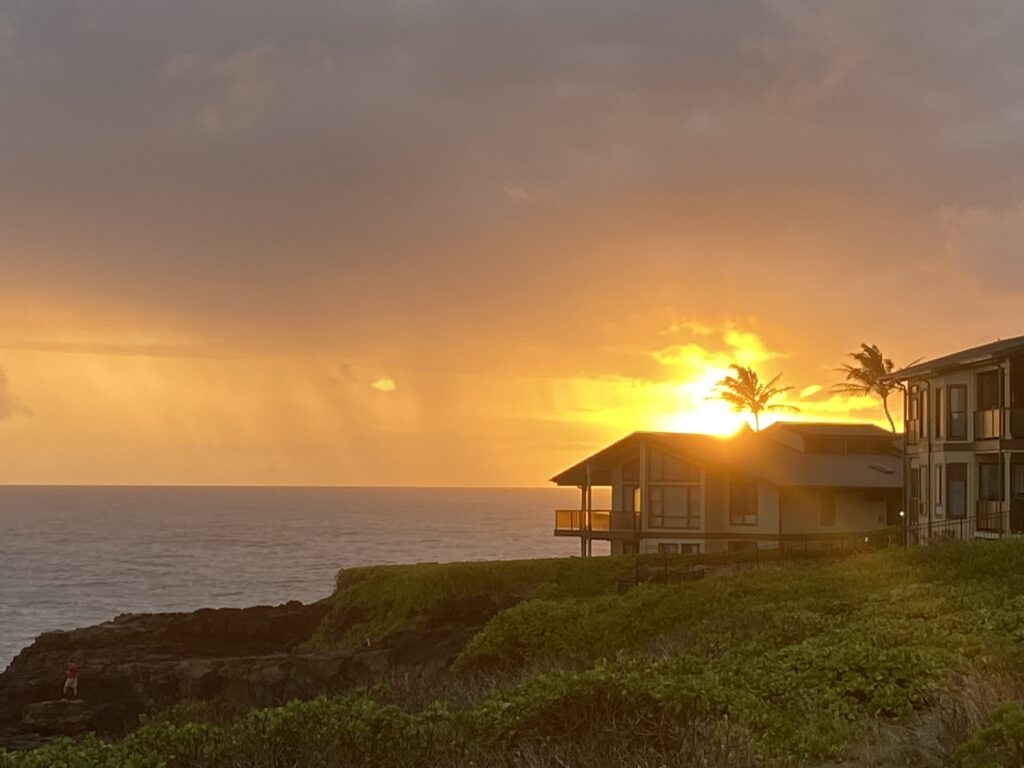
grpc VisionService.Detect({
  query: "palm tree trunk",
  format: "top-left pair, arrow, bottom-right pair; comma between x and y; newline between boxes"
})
753,411 -> 760,432
882,395 -> 896,434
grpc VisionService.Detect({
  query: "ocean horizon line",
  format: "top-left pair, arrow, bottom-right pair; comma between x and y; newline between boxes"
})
0,483 -> 562,491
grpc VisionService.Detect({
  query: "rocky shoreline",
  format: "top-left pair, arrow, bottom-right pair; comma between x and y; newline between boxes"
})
0,596 -> 474,751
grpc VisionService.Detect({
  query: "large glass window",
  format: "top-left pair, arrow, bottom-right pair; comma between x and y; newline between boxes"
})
947,463 -> 967,519
622,457 -> 640,482
934,387 -> 944,439
978,370 -> 1001,411
1011,462 -> 1024,500
948,386 -> 967,440
648,449 -> 700,482
729,478 -> 758,526
979,461 -> 1002,502
648,484 -> 700,529
908,386 -> 920,421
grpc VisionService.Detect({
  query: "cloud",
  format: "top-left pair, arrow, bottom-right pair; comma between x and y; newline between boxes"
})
371,377 -> 397,392
940,202 -> 1024,291
161,42 -> 280,136
0,369 -> 27,420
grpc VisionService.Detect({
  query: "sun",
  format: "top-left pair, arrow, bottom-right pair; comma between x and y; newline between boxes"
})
652,367 -> 750,436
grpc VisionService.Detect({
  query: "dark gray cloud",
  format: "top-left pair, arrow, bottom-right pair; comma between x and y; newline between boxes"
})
2,0 -> 1024,361
0,369 -> 25,419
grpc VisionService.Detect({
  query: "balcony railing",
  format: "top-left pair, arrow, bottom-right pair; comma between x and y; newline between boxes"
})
976,500 -> 1003,533
975,409 -> 1002,440
554,509 -> 612,532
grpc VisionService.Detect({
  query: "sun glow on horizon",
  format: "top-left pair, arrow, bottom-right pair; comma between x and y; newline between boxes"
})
558,325 -> 897,442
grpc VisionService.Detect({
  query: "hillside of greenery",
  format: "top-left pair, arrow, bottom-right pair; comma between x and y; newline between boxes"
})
8,542 -> 1024,767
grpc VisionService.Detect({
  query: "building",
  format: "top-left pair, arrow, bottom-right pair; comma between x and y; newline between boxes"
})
551,422 -> 902,556
884,335 -> 1024,542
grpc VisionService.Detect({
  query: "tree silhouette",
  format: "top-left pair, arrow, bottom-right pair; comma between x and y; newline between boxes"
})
714,364 -> 798,431
831,343 -> 907,433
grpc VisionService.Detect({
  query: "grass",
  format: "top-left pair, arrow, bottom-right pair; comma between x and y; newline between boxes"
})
8,541 -> 1024,766
310,555 -> 628,651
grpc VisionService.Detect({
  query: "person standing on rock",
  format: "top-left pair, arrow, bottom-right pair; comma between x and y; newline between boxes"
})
63,660 -> 79,698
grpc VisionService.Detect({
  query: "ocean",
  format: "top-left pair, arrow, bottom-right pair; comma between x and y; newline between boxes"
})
0,485 -> 605,669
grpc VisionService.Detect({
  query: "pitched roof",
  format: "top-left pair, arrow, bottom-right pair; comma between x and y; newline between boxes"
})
762,422 -> 893,438
549,431 -> 725,487
885,334 -> 1024,381
725,429 -> 901,488
551,425 -> 901,489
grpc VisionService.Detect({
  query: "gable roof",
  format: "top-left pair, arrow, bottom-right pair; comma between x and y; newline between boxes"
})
551,425 -> 901,489
762,422 -> 893,439
885,334 -> 1024,381
725,429 -> 901,488
549,431 -> 725,487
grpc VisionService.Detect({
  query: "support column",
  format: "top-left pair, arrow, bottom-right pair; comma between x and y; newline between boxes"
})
586,482 -> 593,557
580,485 -> 587,558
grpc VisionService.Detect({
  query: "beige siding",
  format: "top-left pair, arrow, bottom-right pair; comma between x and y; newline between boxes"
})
779,487 -> 885,534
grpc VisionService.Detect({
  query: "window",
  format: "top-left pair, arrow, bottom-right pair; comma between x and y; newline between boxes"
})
647,447 -> 700,529
934,387 -> 944,439
919,390 -> 928,439
979,461 -> 1002,502
657,543 -> 680,555
729,478 -> 758,526
648,449 -> 699,482
648,484 -> 700,529
936,465 -> 943,506
820,492 -> 836,526
908,386 -> 920,421
907,386 -> 922,443
621,484 -> 640,525
948,385 -> 967,440
978,370 -> 1001,411
947,463 -> 967,519
622,457 -> 639,482
1013,462 -> 1024,500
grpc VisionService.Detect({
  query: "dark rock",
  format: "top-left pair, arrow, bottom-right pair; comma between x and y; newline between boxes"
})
21,699 -> 93,735
0,599 -> 335,737
0,593 -> 484,744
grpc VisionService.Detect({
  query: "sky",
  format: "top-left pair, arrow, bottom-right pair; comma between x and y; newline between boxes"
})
2,0 -> 1024,485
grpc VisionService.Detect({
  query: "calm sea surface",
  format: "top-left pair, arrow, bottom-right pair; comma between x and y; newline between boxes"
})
0,486 -> 604,669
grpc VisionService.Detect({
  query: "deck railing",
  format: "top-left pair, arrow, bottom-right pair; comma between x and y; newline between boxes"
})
902,510 -> 1024,544
977,501 -> 1004,532
554,509 -> 613,532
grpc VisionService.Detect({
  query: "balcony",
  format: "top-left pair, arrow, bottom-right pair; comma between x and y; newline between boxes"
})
975,409 -> 1002,440
976,501 -> 1003,533
554,509 -> 611,532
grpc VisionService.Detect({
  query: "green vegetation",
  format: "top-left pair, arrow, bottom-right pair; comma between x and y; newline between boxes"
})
311,555 -> 625,650
9,541 -> 1024,766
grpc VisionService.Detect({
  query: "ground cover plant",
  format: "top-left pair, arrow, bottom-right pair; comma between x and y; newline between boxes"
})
8,541 -> 1024,766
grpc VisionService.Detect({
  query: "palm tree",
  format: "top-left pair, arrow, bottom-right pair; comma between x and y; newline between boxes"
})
714,364 -> 799,431
831,343 -> 906,433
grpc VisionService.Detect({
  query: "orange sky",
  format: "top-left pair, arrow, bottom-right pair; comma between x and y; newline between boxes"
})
2,1 -> 1024,485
